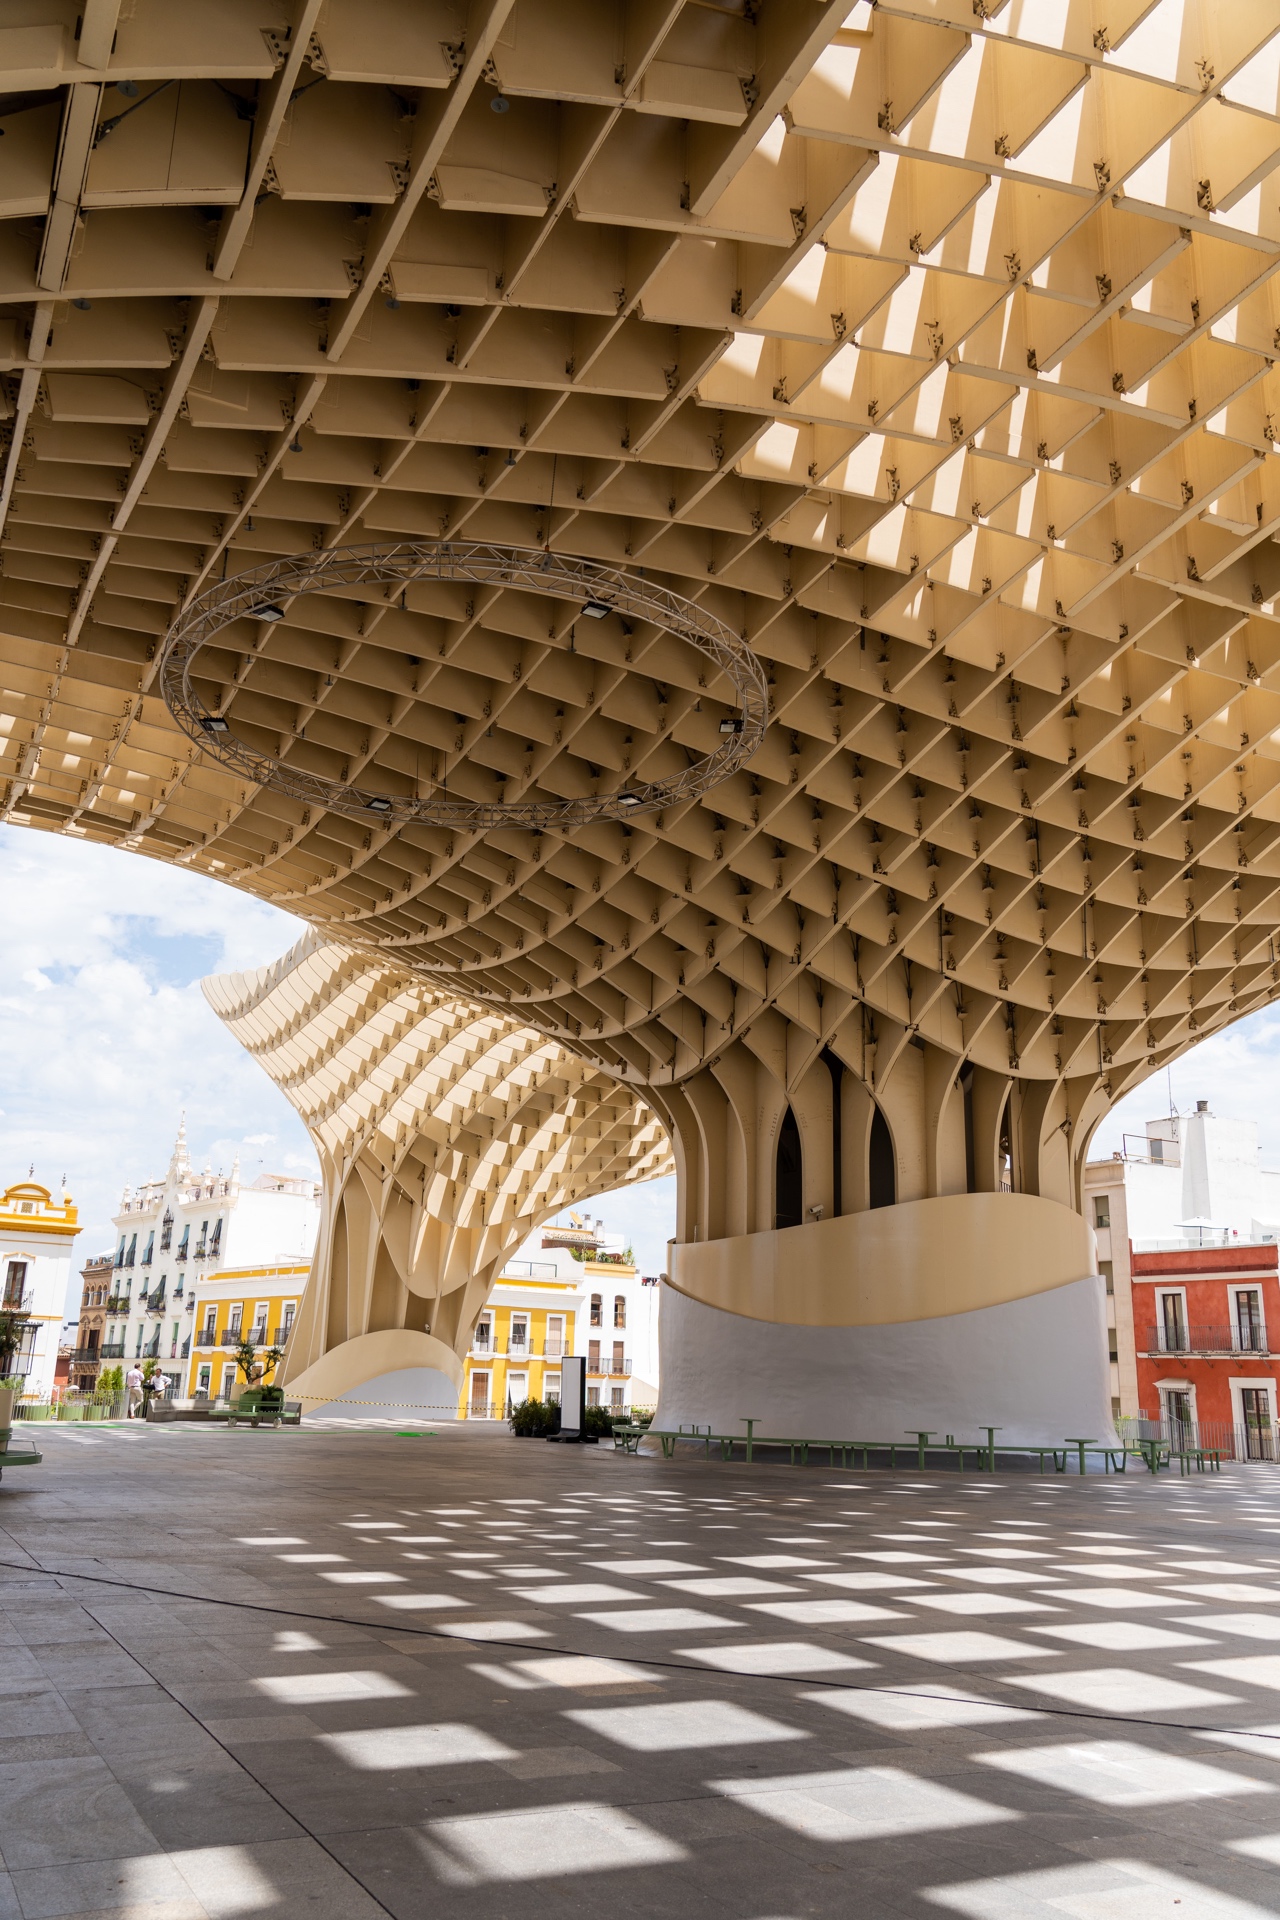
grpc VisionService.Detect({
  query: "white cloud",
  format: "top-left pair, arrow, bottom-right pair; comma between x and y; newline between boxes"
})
1092,1007 -> 1280,1166
0,826 -> 318,1312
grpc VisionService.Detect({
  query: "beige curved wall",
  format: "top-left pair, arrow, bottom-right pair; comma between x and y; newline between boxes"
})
285,1329 -> 463,1404
667,1192 -> 1097,1327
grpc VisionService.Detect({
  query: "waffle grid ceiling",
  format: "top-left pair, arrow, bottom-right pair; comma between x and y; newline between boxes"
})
3,0 -> 1280,1106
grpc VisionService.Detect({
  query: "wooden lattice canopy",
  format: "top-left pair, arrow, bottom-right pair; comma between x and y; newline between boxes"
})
4,0 -> 1280,1132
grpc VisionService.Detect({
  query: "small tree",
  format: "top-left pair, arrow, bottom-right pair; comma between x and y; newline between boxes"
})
233,1336 -> 258,1384
139,1357 -> 163,1413
259,1345 -> 285,1382
0,1311 -> 26,1380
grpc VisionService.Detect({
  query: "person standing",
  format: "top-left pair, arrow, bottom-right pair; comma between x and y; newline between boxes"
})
125,1364 -> 144,1419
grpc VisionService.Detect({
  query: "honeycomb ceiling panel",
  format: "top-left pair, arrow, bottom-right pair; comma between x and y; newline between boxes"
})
2,0 -> 1280,1134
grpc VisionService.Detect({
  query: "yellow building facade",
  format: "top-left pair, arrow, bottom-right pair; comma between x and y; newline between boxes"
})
457,1246 -> 652,1418
458,1259 -> 580,1419
186,1263 -> 308,1402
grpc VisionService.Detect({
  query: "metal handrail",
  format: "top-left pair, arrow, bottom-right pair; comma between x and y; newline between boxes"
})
1140,1323 -> 1269,1355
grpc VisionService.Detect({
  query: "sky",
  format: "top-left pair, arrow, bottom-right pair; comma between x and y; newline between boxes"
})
1091,1009 -> 1280,1167
6,819 -> 1280,1332
0,824 -> 679,1324
0,825 -> 320,1313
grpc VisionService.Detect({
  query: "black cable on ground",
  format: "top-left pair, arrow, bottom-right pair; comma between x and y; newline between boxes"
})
0,1546 -> 1273,1752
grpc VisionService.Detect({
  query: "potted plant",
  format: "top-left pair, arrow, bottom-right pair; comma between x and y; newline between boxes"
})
0,1310 -> 26,1399
0,1373 -> 21,1439
582,1404 -> 615,1442
94,1365 -> 123,1419
508,1396 -> 560,1437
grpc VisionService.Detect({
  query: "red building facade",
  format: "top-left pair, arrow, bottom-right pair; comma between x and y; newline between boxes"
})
1132,1242 -> 1279,1454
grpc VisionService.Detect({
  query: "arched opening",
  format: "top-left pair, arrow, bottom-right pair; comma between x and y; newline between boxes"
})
999,1092 -> 1014,1192
960,1063 -> 976,1192
821,1046 -> 845,1217
775,1106 -> 803,1230
869,1104 -> 896,1209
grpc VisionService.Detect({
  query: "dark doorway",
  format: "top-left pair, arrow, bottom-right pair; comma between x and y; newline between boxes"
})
1241,1387 -> 1274,1460
821,1047 -> 844,1218
869,1104 -> 896,1209
775,1106 -> 803,1229
998,1092 -> 1013,1191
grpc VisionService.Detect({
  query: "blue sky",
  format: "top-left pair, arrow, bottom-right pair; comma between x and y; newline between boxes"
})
0,825 -> 679,1317
0,826 -> 319,1308
5,818 -> 1279,1328
1091,1010 -> 1280,1164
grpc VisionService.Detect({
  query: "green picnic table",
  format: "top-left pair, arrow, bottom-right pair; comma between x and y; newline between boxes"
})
631,1421 -> 1136,1478
0,1437 -> 42,1481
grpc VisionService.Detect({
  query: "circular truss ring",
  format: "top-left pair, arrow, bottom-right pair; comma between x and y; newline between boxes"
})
160,541 -> 769,831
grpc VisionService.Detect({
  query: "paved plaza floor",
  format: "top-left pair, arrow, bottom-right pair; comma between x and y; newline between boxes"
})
4,1424 -> 1280,1918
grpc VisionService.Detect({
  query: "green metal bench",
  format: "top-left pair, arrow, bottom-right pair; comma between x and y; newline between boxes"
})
633,1420 -> 1138,1478
1172,1444 -> 1224,1475
225,1387 -> 287,1428
611,1422 -> 646,1453
649,1424 -> 718,1459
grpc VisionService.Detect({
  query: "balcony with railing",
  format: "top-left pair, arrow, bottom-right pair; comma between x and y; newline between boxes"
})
587,1356 -> 632,1376
1120,1133 -> 1182,1167
1141,1323 -> 1270,1356
105,1294 -> 130,1314
270,1324 -> 294,1346
99,1342 -> 126,1359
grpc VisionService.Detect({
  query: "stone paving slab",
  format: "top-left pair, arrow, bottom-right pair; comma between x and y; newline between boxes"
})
3,1425 -> 1280,1915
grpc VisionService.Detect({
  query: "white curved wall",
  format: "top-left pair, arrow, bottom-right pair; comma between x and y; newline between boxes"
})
285,1329 -> 462,1422
302,1366 -> 459,1422
654,1276 -> 1116,1449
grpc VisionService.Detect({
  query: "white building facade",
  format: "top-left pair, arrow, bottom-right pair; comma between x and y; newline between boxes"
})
1,1179 -> 81,1402
1085,1100 -> 1280,1418
106,1120 -> 321,1395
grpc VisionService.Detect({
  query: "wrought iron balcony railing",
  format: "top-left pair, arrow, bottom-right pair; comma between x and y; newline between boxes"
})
1141,1324 -> 1270,1356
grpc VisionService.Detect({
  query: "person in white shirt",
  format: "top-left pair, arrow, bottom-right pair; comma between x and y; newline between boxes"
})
125,1365 -> 144,1419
